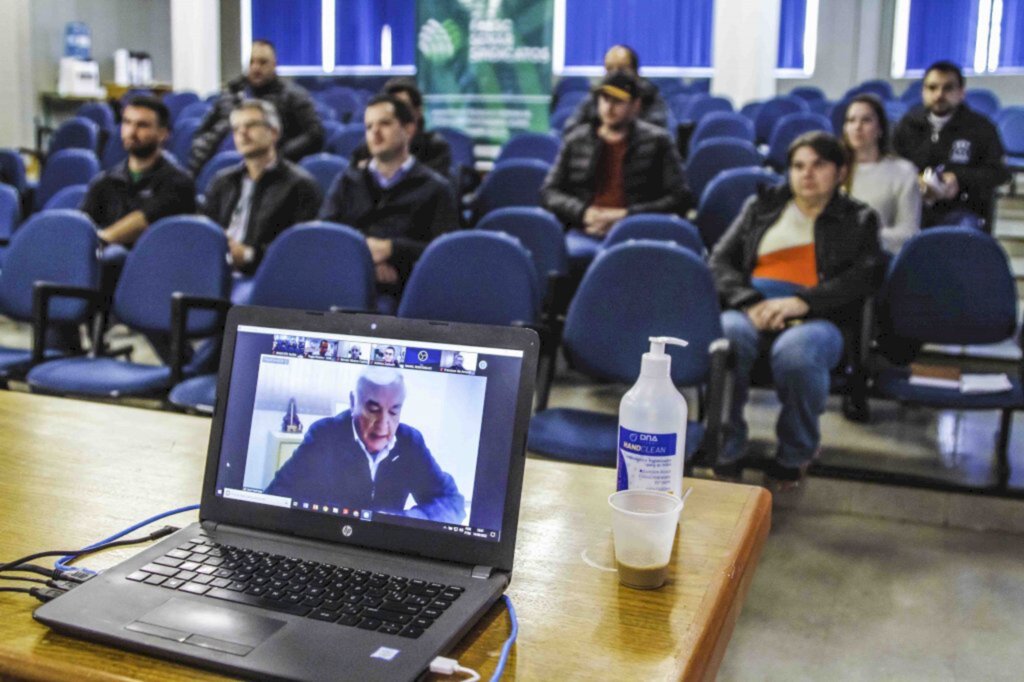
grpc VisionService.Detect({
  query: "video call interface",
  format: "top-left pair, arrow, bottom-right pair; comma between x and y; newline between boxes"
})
214,325 -> 525,543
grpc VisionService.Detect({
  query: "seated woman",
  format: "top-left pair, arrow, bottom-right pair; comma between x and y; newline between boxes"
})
842,94 -> 921,255
709,131 -> 882,489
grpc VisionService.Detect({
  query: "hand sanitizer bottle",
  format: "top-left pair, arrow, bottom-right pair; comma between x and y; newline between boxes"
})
616,336 -> 689,498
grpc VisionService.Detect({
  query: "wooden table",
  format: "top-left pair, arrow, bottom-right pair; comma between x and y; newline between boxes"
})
0,392 -> 771,681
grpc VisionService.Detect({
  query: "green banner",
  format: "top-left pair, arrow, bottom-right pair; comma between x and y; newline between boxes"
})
416,0 -> 553,154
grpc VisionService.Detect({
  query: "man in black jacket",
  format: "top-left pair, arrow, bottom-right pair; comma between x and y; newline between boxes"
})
541,71 -> 690,239
203,100 -> 321,275
893,60 -> 1009,230
562,45 -> 670,130
319,95 -> 458,295
349,78 -> 451,178
188,40 -> 323,176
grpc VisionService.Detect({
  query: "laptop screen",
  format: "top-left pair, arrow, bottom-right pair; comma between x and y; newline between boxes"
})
212,324 -> 525,545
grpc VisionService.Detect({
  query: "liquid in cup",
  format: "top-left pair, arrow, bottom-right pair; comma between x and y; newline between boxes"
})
608,490 -> 683,590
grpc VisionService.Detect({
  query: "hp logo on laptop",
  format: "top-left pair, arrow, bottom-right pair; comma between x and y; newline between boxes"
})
341,525 -> 353,537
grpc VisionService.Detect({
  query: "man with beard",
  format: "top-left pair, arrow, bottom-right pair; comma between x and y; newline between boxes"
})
542,71 -> 691,239
80,96 -> 196,247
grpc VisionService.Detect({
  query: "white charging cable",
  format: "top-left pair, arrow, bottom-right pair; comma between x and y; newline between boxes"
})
430,656 -> 481,681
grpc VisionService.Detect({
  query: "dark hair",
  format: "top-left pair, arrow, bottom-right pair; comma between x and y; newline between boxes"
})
125,95 -> 170,129
366,94 -> 415,126
924,60 -> 965,88
842,93 -> 890,153
383,77 -> 423,110
252,39 -> 277,54
786,131 -> 849,169
607,44 -> 640,71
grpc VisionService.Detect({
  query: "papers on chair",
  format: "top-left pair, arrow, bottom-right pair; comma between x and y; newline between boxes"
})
960,373 -> 1014,394
908,363 -> 1013,394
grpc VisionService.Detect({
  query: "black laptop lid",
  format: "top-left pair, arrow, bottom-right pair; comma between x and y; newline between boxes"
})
200,307 -> 538,573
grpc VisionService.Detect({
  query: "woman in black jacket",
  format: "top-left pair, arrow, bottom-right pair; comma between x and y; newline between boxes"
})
709,131 -> 882,489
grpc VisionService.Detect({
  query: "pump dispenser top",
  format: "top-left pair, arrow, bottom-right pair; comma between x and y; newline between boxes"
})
640,336 -> 689,377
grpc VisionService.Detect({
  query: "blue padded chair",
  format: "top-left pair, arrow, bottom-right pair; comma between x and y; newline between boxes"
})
554,76 -> 591,100
178,100 -> 212,124
965,89 -> 1001,120
694,166 -> 783,250
472,159 -> 550,222
553,90 -> 589,115
686,138 -> 762,201
0,183 -> 22,245
549,107 -> 576,134
398,231 -> 539,325
753,96 -> 809,144
325,128 -> 365,158
27,216 -> 229,399
682,96 -> 733,125
169,222 -> 375,413
668,93 -> 694,123
319,88 -> 363,124
196,151 -> 242,197
809,99 -> 832,116
435,126 -> 474,171
34,149 -> 99,212
321,119 -> 346,149
299,153 -> 348,197
739,101 -> 762,122
217,132 -> 237,152
766,112 -> 832,171
528,242 -> 729,466
0,210 -> 99,380
0,149 -> 28,197
100,132 -> 128,171
168,117 -> 202,168
76,102 -> 116,133
884,100 -> 909,128
496,133 -> 561,165
870,228 -> 1022,488
313,100 -> 338,123
42,184 -> 88,211
789,86 -> 826,103
49,117 -> 100,156
476,206 -> 569,308
900,79 -> 923,106
163,91 -> 200,125
998,108 -> 1024,176
845,80 -> 895,101
689,112 -> 756,149
602,214 -> 704,256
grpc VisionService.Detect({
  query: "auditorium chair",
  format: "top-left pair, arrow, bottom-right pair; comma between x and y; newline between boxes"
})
602,213 -> 704,256
686,138 -> 762,200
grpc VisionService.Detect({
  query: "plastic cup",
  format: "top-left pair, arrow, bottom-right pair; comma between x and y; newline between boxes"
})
608,490 -> 682,590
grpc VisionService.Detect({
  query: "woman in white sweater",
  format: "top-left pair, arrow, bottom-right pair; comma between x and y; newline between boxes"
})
842,94 -> 921,255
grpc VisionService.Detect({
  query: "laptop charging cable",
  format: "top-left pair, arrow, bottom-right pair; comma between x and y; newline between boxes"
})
430,594 -> 518,682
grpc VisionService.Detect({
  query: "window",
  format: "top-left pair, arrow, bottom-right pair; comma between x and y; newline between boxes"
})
777,0 -> 819,76
995,0 -> 1024,71
334,0 -> 415,70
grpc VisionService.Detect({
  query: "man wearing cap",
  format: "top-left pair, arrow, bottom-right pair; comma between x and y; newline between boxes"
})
562,45 -> 670,130
542,71 -> 691,239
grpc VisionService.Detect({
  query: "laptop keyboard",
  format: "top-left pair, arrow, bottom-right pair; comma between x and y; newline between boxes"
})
126,536 -> 464,639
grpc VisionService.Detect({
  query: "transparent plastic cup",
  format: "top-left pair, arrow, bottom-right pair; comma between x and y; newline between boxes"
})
608,490 -> 683,590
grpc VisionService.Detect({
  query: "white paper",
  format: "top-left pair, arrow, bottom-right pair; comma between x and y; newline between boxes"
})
960,373 -> 1013,394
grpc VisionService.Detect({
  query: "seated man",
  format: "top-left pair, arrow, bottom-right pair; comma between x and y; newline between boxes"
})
893,60 -> 1009,230
562,45 -> 670,130
265,367 -> 466,524
709,132 -> 881,489
203,100 -> 322,275
319,95 -> 458,295
349,78 -> 451,178
188,39 -> 323,175
542,71 -> 690,243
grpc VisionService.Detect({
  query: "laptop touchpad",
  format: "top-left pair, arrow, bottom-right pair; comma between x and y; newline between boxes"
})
127,599 -> 285,656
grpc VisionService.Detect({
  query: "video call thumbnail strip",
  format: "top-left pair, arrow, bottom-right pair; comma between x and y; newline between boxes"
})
270,334 -> 479,374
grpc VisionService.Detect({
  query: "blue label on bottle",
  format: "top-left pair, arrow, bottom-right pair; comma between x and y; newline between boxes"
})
616,427 -> 678,491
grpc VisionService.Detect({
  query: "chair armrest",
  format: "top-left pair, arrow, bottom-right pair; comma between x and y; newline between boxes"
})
31,282 -> 104,365
170,293 -> 232,387
701,337 -> 733,467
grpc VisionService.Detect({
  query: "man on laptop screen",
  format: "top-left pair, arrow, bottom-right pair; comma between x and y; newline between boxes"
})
265,367 -> 465,523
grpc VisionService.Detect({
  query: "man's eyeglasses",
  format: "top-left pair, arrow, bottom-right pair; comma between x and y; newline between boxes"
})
231,120 -> 270,134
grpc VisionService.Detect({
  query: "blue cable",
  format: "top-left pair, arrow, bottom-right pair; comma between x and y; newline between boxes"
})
55,504 -> 200,575
489,594 -> 518,681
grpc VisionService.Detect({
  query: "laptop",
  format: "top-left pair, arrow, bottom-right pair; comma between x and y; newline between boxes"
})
35,306 -> 539,682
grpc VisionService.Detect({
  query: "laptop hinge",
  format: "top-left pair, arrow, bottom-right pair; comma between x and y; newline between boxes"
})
471,565 -> 493,580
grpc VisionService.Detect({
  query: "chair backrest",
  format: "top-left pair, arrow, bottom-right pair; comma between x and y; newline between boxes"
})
325,128 -> 365,158
602,214 -> 704,255
965,89 -> 1001,119
0,210 -> 98,323
434,127 -> 475,170
998,108 -> 1024,156
0,149 -> 27,196
554,76 -> 591,101
0,183 -> 21,241
695,166 -> 783,250
42,183 -> 88,211
829,98 -> 853,136
168,117 -> 202,167
312,100 -> 338,123
553,90 -> 589,114
766,112 -> 832,170
563,241 -> 723,386
49,117 -> 100,155
753,96 -> 809,143
196,151 -> 243,197
668,93 -> 694,122
113,216 -> 229,335
739,101 -> 762,122
178,101 -> 212,124
319,88 -> 363,124
476,207 -> 569,295
686,138 -> 762,200
845,80 -> 894,101
397,231 -> 539,325
690,112 -> 756,149
789,86 -> 826,103
884,100 -> 909,128
473,158 -> 550,219
683,96 -> 734,125
878,228 -> 1018,345
162,91 -> 201,125
100,133 -> 128,170
247,222 -> 375,311
496,133 -> 561,165
321,119 -> 346,149
549,107 -> 576,135
35,149 -> 100,212
299,153 -> 347,197
900,79 -> 923,106
76,102 -> 116,131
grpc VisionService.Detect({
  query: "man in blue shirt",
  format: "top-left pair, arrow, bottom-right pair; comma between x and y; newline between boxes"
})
265,367 -> 466,524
